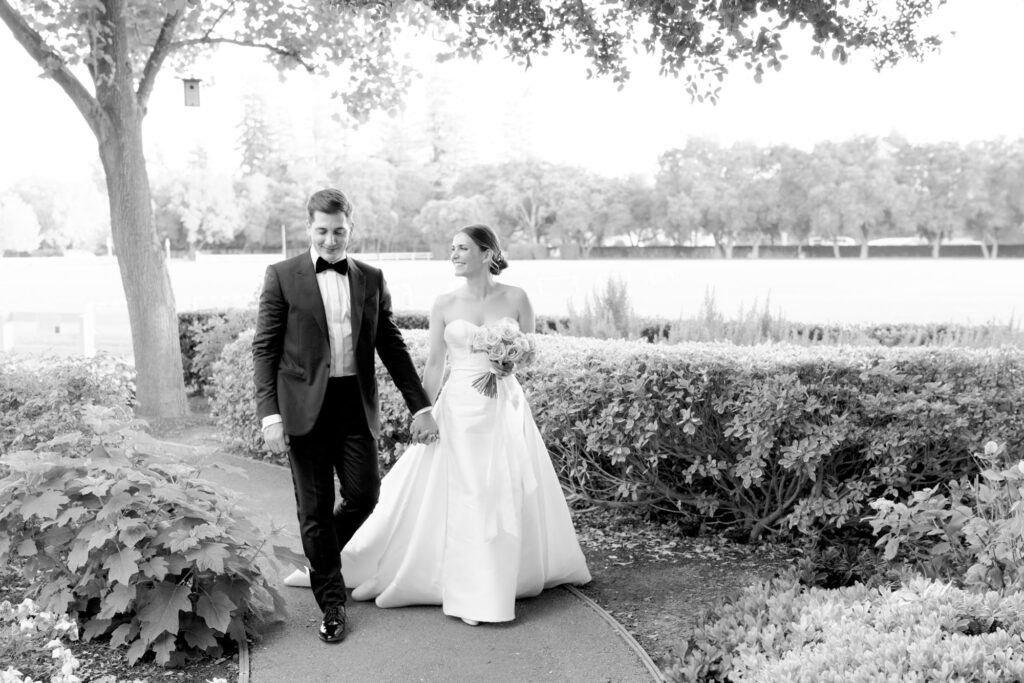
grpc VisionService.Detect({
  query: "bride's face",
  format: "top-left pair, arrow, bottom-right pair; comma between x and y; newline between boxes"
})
450,232 -> 488,278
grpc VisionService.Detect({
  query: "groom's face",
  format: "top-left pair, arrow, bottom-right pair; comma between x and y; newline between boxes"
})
308,211 -> 351,263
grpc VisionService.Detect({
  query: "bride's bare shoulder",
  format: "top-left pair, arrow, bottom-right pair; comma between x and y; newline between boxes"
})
431,289 -> 461,319
499,284 -> 530,303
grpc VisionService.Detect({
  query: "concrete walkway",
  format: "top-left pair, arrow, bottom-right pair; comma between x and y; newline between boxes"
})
184,446 -> 661,683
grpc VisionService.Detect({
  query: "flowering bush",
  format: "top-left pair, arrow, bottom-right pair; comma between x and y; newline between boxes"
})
0,598 -> 81,683
668,572 -> 1024,682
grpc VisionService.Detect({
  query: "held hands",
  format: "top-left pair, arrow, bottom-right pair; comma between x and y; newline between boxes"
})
410,411 -> 439,445
262,422 -> 290,455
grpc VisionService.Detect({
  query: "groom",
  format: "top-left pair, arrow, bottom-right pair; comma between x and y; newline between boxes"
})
252,187 -> 438,643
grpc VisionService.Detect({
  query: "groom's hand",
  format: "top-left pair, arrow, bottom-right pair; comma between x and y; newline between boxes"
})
262,422 -> 290,454
411,412 -> 439,444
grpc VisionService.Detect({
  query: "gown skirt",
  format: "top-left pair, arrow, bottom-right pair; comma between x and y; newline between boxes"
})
340,319 -> 591,623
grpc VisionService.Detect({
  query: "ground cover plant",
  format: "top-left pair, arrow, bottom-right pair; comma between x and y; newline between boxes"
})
668,571 -> 1024,682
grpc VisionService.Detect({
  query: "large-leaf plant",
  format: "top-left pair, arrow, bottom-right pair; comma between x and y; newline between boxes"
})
0,407 -> 304,667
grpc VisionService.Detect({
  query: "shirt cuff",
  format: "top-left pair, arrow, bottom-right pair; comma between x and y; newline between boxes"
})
261,414 -> 283,429
412,407 -> 433,418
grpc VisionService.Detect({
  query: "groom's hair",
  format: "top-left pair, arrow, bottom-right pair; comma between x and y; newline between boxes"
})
307,188 -> 353,222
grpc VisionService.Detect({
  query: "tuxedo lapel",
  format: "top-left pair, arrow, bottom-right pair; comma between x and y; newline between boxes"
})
295,255 -> 328,338
348,259 -> 365,347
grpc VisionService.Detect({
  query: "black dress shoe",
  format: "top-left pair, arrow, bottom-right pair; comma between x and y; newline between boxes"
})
319,605 -> 347,643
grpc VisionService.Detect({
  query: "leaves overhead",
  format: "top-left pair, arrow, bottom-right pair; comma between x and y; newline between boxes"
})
5,0 -> 947,122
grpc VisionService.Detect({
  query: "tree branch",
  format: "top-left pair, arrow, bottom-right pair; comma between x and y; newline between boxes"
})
169,37 -> 316,72
0,0 -> 104,136
138,9 -> 185,111
202,0 -> 238,42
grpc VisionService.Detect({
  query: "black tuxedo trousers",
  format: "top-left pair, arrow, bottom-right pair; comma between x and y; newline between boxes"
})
287,376 -> 379,611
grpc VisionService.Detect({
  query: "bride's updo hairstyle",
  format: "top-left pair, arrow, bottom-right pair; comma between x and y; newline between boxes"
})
460,224 -> 509,275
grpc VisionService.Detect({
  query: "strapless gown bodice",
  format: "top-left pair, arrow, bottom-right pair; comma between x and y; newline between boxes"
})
339,317 -> 591,623
443,318 -> 507,371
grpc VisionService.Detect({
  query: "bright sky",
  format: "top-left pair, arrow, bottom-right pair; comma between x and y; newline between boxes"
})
2,0 -> 1022,189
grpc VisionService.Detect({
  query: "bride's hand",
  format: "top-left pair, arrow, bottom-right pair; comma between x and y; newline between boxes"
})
411,411 -> 439,444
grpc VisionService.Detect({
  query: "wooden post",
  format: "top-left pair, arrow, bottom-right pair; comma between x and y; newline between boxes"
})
281,223 -> 287,258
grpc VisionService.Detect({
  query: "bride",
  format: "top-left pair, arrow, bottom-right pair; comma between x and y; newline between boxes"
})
287,224 -> 592,626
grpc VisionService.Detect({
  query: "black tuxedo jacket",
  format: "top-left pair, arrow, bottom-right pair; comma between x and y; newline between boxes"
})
252,252 -> 430,438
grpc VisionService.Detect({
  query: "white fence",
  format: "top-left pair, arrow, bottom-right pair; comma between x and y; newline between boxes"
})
0,305 -> 132,358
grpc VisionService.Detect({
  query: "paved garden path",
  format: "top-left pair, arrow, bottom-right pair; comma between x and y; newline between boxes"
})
175,442 -> 662,683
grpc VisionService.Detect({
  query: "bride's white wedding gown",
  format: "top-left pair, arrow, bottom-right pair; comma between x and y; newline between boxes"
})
340,318 -> 591,623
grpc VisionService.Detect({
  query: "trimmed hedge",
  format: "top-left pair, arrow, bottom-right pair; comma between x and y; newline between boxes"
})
209,331 -> 1024,541
181,309 -> 1021,395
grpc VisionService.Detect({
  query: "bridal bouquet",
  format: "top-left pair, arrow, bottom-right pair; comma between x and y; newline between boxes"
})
469,319 -> 536,398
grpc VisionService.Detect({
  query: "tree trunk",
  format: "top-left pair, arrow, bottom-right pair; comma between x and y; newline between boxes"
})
984,233 -> 999,259
831,240 -> 841,259
97,106 -> 187,419
860,242 -> 869,259
931,239 -> 941,258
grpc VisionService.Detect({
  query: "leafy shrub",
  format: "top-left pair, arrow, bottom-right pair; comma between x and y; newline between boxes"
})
0,413 -> 301,667
867,440 -> 1024,592
209,329 -> 430,468
178,310 -> 257,394
667,572 -> 1024,682
0,354 -> 134,453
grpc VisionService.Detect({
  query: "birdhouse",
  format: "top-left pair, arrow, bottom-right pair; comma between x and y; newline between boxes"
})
183,78 -> 201,107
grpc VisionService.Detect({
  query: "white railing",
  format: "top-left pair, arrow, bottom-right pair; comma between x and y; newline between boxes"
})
0,305 -> 132,358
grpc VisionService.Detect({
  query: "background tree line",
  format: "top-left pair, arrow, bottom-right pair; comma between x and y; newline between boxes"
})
7,133 -> 1022,260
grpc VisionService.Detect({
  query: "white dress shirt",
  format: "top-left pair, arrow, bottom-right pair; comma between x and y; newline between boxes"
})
313,249 -> 357,378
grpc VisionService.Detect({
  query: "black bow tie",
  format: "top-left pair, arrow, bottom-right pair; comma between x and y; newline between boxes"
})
315,257 -> 348,275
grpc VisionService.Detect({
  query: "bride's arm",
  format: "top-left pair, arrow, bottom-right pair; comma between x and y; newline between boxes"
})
516,289 -> 536,334
421,298 -> 448,402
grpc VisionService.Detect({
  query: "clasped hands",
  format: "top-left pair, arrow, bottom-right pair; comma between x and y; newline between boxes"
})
410,411 -> 439,445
